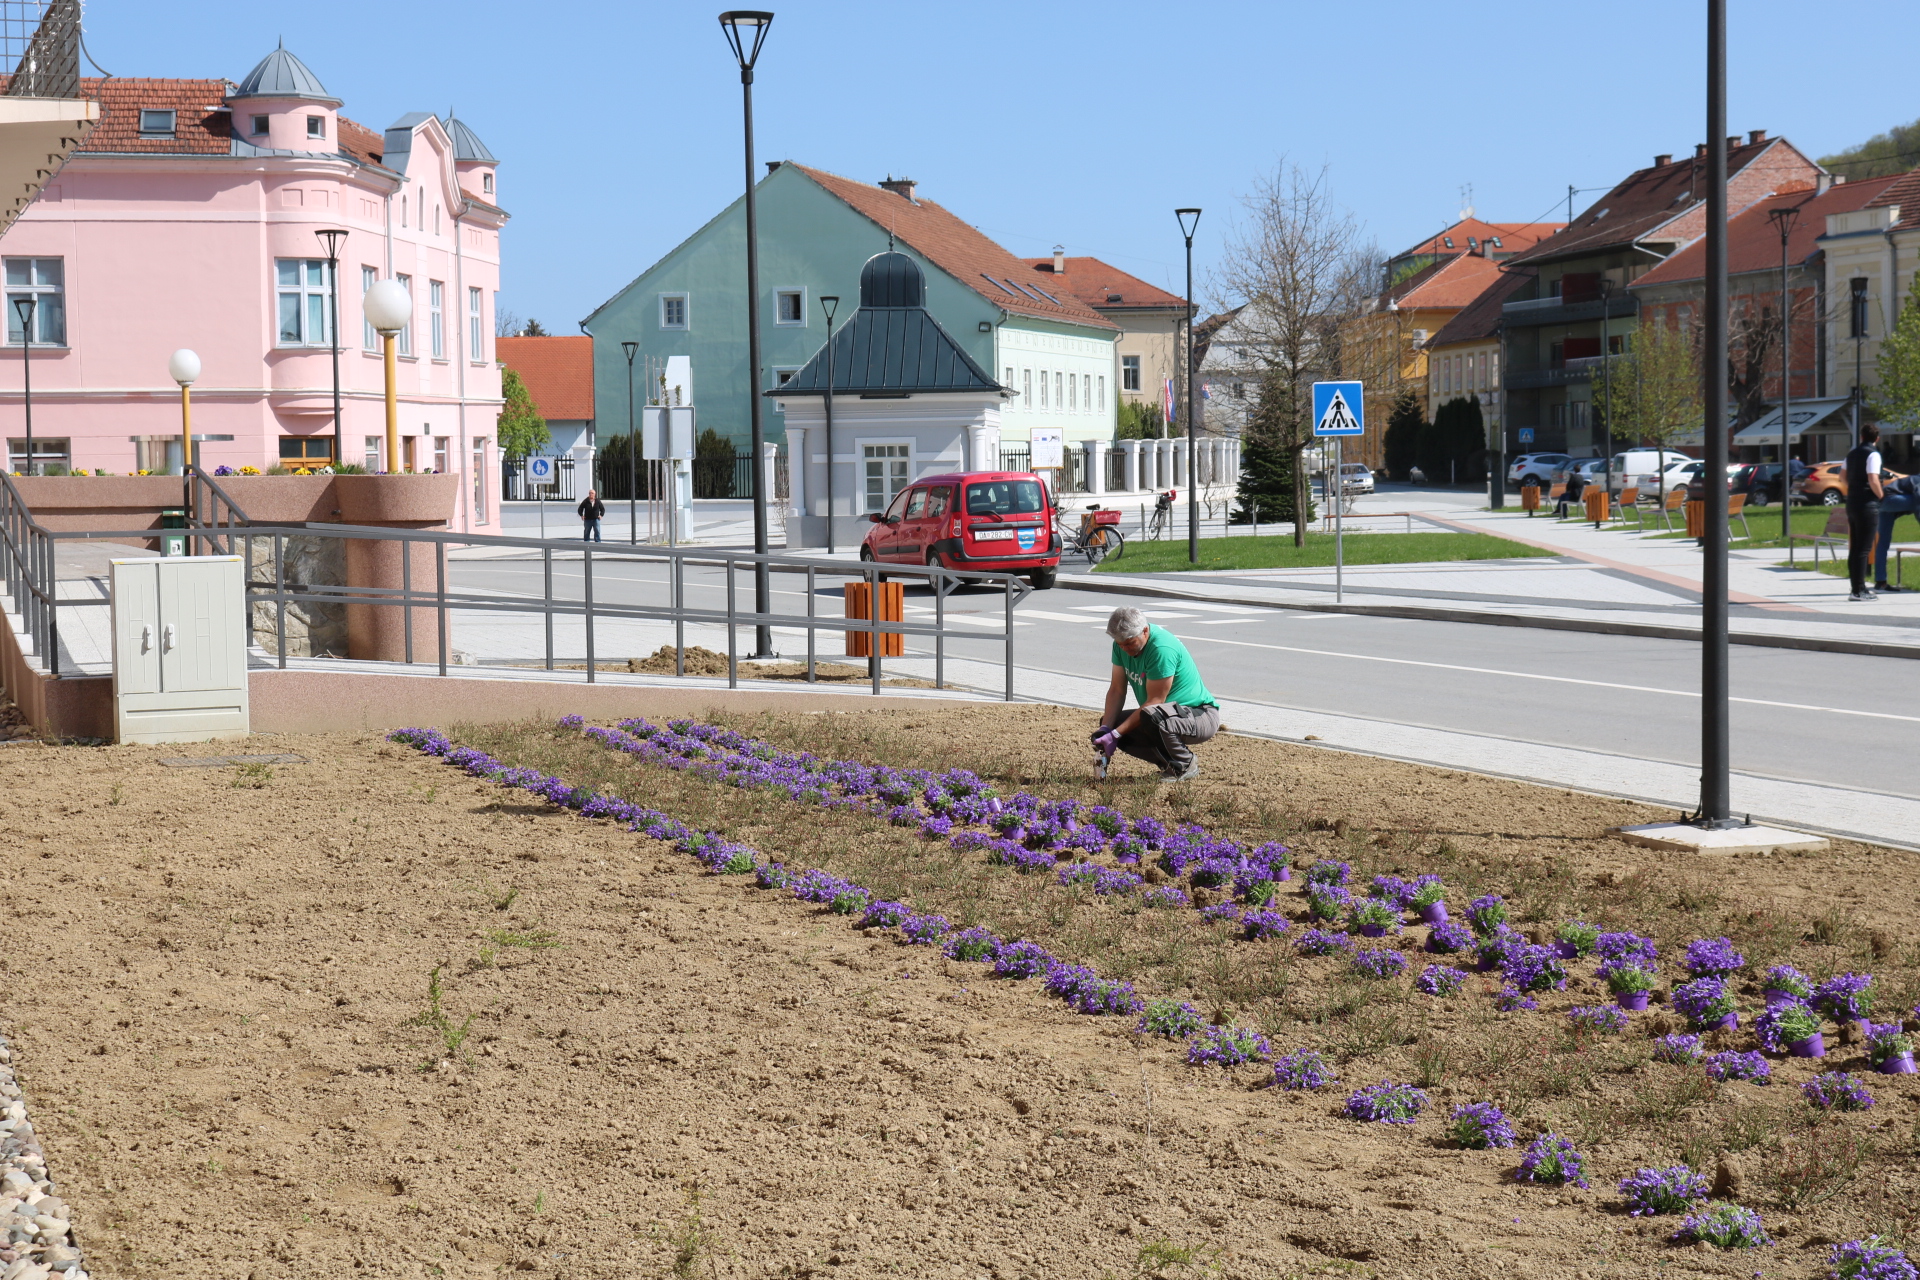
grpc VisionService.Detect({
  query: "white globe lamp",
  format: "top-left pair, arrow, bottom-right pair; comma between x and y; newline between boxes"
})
169,348 -> 200,475
362,279 -> 413,472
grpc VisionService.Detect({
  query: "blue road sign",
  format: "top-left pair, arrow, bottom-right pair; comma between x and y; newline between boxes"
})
1518,428 -> 1536,445
527,456 -> 554,480
1312,381 -> 1364,437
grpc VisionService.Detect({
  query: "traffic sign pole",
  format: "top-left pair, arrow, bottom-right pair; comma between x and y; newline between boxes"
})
1335,437 -> 1344,603
1311,381 -> 1365,606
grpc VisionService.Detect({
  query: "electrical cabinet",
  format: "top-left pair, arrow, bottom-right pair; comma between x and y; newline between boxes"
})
111,556 -> 249,744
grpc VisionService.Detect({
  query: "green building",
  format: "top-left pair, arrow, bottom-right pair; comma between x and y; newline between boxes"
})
580,164 -> 1118,468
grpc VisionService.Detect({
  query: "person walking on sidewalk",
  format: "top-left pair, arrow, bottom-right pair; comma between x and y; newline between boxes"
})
1846,425 -> 1884,602
1097,607 -> 1220,781
577,489 -> 606,542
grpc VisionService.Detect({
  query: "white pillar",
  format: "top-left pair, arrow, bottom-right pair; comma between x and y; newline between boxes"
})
762,440 -> 780,529
1172,439 -> 1188,488
1142,440 -> 1159,491
1087,439 -> 1107,495
1122,439 -> 1142,493
785,424 -> 808,520
969,425 -> 992,474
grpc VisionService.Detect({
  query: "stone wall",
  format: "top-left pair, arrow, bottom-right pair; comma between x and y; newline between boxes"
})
247,535 -> 347,658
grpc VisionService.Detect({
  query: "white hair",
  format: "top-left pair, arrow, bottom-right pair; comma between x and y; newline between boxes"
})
1106,607 -> 1147,640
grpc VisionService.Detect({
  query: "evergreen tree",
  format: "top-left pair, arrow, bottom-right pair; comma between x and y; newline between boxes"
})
1381,388 -> 1424,481
495,367 -> 550,460
1233,373 -> 1315,525
1875,275 -> 1920,435
1116,399 -> 1165,440
1418,397 -> 1485,484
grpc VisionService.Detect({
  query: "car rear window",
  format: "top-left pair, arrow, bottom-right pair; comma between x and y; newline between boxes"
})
966,480 -> 1046,515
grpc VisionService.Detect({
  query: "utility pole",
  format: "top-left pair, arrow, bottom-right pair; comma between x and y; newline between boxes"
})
1698,0 -> 1734,829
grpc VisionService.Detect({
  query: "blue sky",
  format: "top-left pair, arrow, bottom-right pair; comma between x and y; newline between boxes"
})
88,0 -> 1917,330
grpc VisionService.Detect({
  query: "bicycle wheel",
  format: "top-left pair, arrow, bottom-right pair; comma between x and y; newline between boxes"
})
1088,527 -> 1123,563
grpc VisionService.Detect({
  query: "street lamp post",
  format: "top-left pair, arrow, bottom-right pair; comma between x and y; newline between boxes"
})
1768,205 -> 1802,540
363,279 -> 413,474
314,229 -> 347,470
1175,207 -> 1202,565
622,340 -> 639,543
820,294 -> 839,553
11,297 -> 33,476
1599,278 -> 1613,528
719,9 -> 776,658
168,348 -> 201,480
1699,0 -> 1734,829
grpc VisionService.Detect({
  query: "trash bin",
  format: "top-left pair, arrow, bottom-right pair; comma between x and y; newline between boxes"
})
159,508 -> 187,558
1521,484 -> 1541,514
844,580 -> 905,658
1583,490 -> 1610,524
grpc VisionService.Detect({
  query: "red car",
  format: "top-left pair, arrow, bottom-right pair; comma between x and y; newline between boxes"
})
859,470 -> 1061,589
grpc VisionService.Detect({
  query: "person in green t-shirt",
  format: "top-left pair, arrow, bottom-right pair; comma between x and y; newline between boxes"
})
1096,606 -> 1221,781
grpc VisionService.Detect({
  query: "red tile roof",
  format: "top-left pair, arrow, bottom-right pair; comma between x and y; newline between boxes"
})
1019,256 -> 1186,311
1866,168 -> 1920,230
1632,172 -> 1907,286
497,336 -> 595,421
338,117 -> 385,167
1392,250 -> 1514,310
1396,217 -> 1563,259
1425,267 -> 1536,347
790,165 -> 1116,331
44,77 -> 233,154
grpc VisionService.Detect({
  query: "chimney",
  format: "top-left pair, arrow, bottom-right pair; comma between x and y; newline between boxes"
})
1695,142 -> 1708,158
1748,129 -> 1767,145
765,159 -> 782,175
1816,172 -> 1834,195
1654,153 -> 1673,167
879,174 -> 917,202
1051,244 -> 1066,274
1726,136 -> 1740,150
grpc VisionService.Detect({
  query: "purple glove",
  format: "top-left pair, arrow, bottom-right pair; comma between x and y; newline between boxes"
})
1091,726 -> 1120,757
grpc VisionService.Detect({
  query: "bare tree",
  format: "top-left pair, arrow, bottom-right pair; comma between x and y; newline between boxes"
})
1212,162 -> 1365,545
495,308 -> 523,339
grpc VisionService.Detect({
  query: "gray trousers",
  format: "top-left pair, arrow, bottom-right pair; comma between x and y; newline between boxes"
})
1116,703 -> 1221,773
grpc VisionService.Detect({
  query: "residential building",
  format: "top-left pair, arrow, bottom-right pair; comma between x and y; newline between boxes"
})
581,166 -> 1119,475
1629,171 -> 1910,463
0,42 -> 508,531
1498,131 -> 1821,457
496,334 -> 595,457
1423,264 -> 1533,437
1020,250 -> 1187,420
1813,168 -> 1920,463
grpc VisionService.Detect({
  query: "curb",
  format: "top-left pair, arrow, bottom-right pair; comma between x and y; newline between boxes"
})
1054,574 -> 1920,662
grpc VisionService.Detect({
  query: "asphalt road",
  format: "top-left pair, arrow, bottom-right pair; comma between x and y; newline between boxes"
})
449,555 -> 1920,802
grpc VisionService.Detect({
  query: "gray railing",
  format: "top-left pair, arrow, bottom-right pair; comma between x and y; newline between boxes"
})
4,0 -> 81,100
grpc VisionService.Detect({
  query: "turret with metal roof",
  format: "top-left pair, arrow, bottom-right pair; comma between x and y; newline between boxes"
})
770,252 -> 1002,398
445,114 -> 496,164
229,39 -> 341,107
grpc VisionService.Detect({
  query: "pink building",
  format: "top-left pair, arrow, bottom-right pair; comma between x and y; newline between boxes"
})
0,43 -> 508,531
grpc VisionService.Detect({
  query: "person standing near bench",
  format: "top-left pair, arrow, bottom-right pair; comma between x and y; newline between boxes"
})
1098,607 -> 1220,782
1846,425 -> 1884,602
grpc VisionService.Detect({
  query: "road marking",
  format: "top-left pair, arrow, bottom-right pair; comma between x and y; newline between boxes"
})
1068,602 -> 1266,615
1181,634 -> 1920,725
1016,609 -> 1118,624
1191,615 -> 1336,624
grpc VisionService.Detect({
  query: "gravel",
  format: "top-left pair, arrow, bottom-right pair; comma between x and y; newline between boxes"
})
0,1034 -> 85,1279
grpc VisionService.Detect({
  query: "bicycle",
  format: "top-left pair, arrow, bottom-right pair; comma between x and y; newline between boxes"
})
1056,503 -> 1126,565
1144,490 -> 1176,540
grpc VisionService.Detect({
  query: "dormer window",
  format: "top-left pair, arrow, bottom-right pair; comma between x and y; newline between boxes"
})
306,115 -> 325,139
250,114 -> 268,136
482,172 -> 493,195
1442,236 -> 1454,248
138,109 -> 176,138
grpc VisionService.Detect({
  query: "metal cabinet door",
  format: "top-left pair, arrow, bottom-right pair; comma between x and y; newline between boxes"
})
157,558 -> 243,693
110,560 -> 161,695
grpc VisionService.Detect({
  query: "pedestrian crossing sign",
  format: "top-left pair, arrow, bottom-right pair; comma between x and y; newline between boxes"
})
1312,381 -> 1365,437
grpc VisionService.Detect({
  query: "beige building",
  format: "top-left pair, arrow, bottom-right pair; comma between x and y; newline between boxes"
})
1818,168 -> 1920,458
1023,250 -> 1189,423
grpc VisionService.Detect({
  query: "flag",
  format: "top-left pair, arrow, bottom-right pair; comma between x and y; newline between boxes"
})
1163,378 -> 1175,425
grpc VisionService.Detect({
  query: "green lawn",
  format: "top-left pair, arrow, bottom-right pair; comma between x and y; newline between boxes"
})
1093,529 -> 1556,573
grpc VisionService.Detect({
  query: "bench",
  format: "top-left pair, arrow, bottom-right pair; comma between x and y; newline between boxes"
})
1895,544 -> 1920,587
1727,492 -> 1751,540
1649,485 -> 1687,532
1788,507 -> 1849,566
1614,486 -> 1642,528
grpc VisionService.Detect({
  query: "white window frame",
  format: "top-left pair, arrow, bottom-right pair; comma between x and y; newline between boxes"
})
429,280 -> 445,359
1055,372 -> 1064,411
361,266 -> 378,350
1083,374 -> 1091,413
1097,375 -> 1106,412
1004,366 -> 1014,396
471,439 -> 489,522
774,288 -> 806,326
138,109 -> 176,138
482,172 -> 494,195
860,440 -> 913,513
364,434 -> 384,471
469,287 -> 484,361
250,114 -> 269,136
1038,370 -> 1048,409
306,115 -> 326,139
1068,373 -> 1076,412
274,257 -> 332,348
393,273 -> 413,356
4,257 -> 65,346
1121,354 -> 1141,392
660,292 -> 689,330
1023,369 -> 1032,405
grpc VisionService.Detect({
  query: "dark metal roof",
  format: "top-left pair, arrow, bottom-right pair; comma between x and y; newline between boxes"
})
445,114 -> 496,164
768,253 -> 1004,397
231,40 -> 339,105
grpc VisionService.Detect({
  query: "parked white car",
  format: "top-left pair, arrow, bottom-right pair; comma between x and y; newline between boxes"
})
1509,452 -> 1572,489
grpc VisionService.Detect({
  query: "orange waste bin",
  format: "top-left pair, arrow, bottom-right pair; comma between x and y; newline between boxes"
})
1521,484 -> 1540,513
844,580 -> 905,658
1685,500 -> 1705,539
1583,489 -> 1610,523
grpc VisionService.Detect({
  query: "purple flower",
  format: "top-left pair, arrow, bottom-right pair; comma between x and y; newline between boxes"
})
1504,944 -> 1568,993
919,814 -> 954,839
1868,1022 -> 1916,1066
1596,931 -> 1658,965
1241,909 -> 1291,941
1567,1005 -> 1629,1034
556,715 -> 585,729
756,863 -> 796,890
1493,987 -> 1536,1012
1409,875 -> 1446,908
1094,868 -> 1144,896
1466,894 -> 1508,935
1073,978 -> 1144,1017
1415,964 -> 1469,996
1704,1050 -> 1771,1084
1056,862 -> 1104,889
1199,903 -> 1243,924
1803,1071 -> 1874,1112
1763,963 -> 1814,1000
1683,936 -> 1746,978
942,926 -> 1003,961
1816,972 -> 1876,1021
1349,898 -> 1402,935
1296,928 -> 1353,956
1344,1080 -> 1427,1124
1672,1203 -> 1770,1249
861,900 -> 911,929
1617,1165 -> 1709,1216
1447,1101 -> 1516,1149
1426,920 -> 1475,953
1369,875 -> 1413,907
1304,859 -> 1350,887
1142,885 -> 1190,910
1306,883 -> 1353,921
1600,960 -> 1659,996
1514,1132 -> 1589,1187
1272,1049 -> 1336,1091
1555,920 -> 1599,955
991,940 -> 1052,979
1755,1000 -> 1822,1052
1186,1025 -> 1272,1067
1672,977 -> 1738,1028
900,913 -> 951,946
1352,948 -> 1408,980
1653,1034 -> 1705,1064
1043,963 -> 1098,1001
1136,998 -> 1204,1039
1829,1237 -> 1917,1280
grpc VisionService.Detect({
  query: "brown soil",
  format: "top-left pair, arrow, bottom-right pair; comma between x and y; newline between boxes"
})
526,647 -> 941,689
2,706 -> 1916,1280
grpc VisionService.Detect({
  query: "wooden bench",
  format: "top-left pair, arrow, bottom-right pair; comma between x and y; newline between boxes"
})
1650,486 -> 1687,532
1727,492 -> 1751,540
1613,486 -> 1642,528
1895,544 -> 1920,586
1788,507 -> 1849,565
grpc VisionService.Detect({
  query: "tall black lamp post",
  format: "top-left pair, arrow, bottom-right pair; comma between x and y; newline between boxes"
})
820,294 -> 839,553
1699,0 -> 1734,829
720,9 -> 775,657
1598,277 -> 1614,527
11,296 -> 33,475
1767,204 -> 1802,540
622,340 -> 639,543
314,228 -> 347,470
1175,207 -> 1202,564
